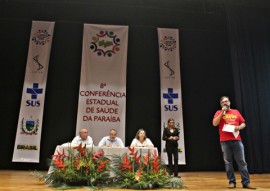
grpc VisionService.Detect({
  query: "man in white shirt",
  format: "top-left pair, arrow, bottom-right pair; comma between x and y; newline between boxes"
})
98,129 -> 124,148
71,128 -> 94,146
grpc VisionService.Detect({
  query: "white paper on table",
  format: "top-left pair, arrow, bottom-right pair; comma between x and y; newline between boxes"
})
222,124 -> 239,138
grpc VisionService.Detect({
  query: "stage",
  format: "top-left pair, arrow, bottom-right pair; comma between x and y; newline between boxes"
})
0,170 -> 269,191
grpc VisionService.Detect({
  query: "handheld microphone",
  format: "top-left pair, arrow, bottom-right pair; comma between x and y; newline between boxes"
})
223,105 -> 228,115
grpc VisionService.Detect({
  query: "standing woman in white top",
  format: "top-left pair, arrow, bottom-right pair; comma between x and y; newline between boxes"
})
130,129 -> 154,148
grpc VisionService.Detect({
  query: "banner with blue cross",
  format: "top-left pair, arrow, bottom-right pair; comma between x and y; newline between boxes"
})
12,21 -> 55,163
158,28 -> 186,165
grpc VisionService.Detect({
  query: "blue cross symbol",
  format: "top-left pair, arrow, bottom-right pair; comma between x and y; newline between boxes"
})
163,88 -> 178,104
26,83 -> 43,99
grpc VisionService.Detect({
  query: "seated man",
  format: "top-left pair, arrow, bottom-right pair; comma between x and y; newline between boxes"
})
71,128 -> 94,146
98,129 -> 124,148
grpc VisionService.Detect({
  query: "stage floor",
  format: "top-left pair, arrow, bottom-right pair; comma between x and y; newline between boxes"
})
0,170 -> 269,191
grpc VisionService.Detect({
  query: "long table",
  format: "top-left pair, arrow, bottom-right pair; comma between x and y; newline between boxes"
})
48,143 -> 158,174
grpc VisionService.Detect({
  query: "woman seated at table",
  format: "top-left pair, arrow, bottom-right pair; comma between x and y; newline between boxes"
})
130,129 -> 154,148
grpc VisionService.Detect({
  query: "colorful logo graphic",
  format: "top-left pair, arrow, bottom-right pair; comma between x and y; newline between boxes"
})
90,30 -> 120,57
32,29 -> 51,45
26,83 -> 43,99
159,36 -> 176,51
20,117 -> 39,135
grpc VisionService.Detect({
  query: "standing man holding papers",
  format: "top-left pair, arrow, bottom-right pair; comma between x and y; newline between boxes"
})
213,96 -> 255,190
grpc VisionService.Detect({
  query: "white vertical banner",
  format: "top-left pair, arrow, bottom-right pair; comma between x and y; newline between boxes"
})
158,28 -> 186,164
12,21 -> 55,163
76,24 -> 128,145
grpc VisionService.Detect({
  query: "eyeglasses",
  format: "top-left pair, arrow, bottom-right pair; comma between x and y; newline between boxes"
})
220,100 -> 229,103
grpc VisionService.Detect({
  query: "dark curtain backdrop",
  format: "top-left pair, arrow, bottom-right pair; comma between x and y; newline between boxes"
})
1,0 -> 270,173
225,1 -> 270,173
